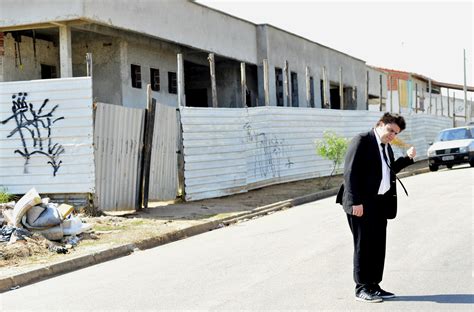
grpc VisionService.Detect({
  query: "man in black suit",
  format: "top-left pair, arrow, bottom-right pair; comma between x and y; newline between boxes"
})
336,113 -> 416,303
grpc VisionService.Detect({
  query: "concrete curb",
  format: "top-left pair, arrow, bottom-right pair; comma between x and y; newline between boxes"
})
0,167 -> 428,293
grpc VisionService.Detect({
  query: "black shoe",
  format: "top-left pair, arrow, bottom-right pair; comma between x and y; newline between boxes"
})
372,288 -> 396,299
355,289 -> 383,303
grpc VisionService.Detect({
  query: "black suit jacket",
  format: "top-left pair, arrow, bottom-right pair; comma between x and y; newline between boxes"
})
336,130 -> 413,219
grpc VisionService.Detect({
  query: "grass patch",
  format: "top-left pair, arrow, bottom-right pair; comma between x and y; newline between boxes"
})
0,186 -> 13,203
92,224 -> 127,231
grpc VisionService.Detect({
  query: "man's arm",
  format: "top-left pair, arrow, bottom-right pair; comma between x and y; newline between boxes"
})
391,146 -> 416,173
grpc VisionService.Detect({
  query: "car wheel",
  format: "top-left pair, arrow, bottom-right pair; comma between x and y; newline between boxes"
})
429,164 -> 438,172
470,160 -> 474,167
446,164 -> 453,169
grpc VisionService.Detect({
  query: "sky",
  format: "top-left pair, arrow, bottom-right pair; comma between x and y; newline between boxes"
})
196,0 -> 473,97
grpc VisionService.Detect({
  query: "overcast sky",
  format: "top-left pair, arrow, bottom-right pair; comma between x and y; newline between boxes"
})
196,0 -> 473,97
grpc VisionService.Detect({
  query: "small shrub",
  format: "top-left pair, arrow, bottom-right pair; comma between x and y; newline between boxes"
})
0,186 -> 13,203
315,131 -> 349,189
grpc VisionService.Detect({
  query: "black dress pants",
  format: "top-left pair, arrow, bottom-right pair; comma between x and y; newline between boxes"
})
347,197 -> 388,293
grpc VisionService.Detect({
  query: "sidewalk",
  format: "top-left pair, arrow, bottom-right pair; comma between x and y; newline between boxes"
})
0,161 -> 429,292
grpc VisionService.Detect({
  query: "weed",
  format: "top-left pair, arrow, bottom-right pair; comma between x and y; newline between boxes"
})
0,186 -> 13,203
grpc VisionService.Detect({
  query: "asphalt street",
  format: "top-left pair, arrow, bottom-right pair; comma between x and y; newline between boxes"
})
1,166 -> 472,311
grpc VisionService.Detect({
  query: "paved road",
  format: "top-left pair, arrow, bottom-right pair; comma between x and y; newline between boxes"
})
1,166 -> 472,311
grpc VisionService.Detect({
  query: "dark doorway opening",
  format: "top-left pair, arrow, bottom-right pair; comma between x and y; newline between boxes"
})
41,64 -> 57,79
186,89 -> 208,107
275,68 -> 284,106
329,84 -> 340,109
184,60 -> 210,107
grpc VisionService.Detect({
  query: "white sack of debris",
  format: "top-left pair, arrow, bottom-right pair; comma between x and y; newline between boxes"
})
12,188 -> 42,227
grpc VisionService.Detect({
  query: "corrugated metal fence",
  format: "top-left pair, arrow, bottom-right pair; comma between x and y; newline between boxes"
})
149,104 -> 179,201
94,102 -> 178,210
0,76 -> 453,209
94,103 -> 144,210
180,107 -> 452,201
0,77 -> 95,194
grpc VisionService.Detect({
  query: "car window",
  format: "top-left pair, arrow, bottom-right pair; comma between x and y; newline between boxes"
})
437,128 -> 472,141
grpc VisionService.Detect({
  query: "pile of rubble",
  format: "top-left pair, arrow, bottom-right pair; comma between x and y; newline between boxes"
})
1,188 -> 92,262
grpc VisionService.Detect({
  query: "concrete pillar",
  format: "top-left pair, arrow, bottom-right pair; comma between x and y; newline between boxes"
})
339,67 -> 343,110
241,62 -> 247,107
208,53 -> 218,108
284,60 -> 290,107
59,25 -> 73,77
322,66 -> 328,108
177,53 -> 185,107
306,66 -> 311,107
0,32 -> 4,82
365,71 -> 369,110
263,59 -> 270,106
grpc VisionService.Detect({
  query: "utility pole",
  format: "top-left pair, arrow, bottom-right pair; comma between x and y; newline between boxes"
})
379,74 -> 383,112
463,49 -> 468,122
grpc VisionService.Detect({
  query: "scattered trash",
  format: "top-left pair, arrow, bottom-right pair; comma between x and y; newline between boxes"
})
0,188 -> 93,259
48,244 -> 68,254
9,227 -> 32,243
10,285 -> 20,290
0,226 -> 32,243
62,235 -> 81,247
62,215 -> 92,236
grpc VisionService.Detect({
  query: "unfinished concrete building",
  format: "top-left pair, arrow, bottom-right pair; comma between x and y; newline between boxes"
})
0,0 -> 372,110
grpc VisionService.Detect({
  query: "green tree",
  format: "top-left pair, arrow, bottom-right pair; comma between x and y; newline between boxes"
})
315,131 -> 349,189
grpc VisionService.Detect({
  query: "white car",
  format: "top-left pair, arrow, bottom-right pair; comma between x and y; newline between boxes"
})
427,126 -> 474,171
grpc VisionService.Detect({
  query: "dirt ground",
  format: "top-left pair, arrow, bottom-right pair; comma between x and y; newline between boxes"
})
0,173 -> 343,272
0,160 -> 427,275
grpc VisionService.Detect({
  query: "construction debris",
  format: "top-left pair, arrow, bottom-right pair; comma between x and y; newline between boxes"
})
0,188 -> 92,259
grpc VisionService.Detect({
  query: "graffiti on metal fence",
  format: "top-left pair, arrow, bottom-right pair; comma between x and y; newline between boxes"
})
1,92 -> 65,176
244,122 -> 293,178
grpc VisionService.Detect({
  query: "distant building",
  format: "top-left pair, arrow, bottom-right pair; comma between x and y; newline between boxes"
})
375,67 -> 473,121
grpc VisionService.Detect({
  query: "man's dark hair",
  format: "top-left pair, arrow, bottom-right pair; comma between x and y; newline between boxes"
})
376,112 -> 406,131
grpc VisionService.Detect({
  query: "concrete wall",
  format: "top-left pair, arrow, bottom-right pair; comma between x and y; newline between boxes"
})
122,38 -> 179,108
367,66 -> 387,99
72,32 -> 123,106
216,61 -> 241,108
258,25 -> 367,109
1,33 -> 59,82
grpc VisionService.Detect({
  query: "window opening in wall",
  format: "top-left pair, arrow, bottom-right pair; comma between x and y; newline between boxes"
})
168,71 -> 177,94
309,76 -> 315,108
291,72 -> 298,107
40,64 -> 57,79
131,64 -> 142,89
150,68 -> 160,91
275,67 -> 284,106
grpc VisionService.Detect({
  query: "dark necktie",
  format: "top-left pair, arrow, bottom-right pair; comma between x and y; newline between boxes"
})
380,143 -> 408,196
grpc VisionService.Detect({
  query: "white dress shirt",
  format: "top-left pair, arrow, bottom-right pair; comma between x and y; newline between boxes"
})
374,129 -> 391,195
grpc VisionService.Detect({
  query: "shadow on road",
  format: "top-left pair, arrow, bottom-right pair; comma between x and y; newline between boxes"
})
392,294 -> 473,304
